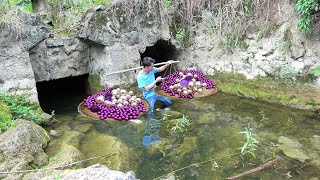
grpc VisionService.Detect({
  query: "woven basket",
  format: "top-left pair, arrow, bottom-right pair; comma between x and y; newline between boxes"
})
155,86 -> 218,99
78,100 -> 150,121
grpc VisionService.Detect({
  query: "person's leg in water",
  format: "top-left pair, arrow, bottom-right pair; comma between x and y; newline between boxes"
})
156,94 -> 172,109
145,95 -> 157,115
143,100 -> 160,147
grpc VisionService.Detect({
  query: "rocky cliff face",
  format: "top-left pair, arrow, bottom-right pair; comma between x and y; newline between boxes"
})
29,37 -> 89,82
0,15 -> 50,101
0,0 -> 319,103
179,0 -> 320,87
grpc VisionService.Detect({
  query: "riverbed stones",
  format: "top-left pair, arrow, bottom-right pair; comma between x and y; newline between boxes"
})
277,136 -> 310,162
81,131 -> 129,170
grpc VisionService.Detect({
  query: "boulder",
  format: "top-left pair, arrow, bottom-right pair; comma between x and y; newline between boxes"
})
0,119 -> 50,179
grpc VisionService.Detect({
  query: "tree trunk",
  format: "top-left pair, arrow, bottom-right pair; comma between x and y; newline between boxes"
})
31,0 -> 49,14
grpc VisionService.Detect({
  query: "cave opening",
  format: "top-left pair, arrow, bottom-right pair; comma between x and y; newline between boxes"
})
140,39 -> 178,79
36,74 -> 89,114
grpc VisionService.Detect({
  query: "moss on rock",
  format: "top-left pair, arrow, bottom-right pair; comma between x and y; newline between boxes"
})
211,72 -> 320,110
88,74 -> 105,93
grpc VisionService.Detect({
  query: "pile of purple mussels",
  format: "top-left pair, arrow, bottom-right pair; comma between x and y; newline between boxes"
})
160,70 -> 216,99
84,87 -> 146,120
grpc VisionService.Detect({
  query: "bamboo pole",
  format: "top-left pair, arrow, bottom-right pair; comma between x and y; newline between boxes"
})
104,60 -> 180,76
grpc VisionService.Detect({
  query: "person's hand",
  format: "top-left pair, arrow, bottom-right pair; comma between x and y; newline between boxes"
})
156,76 -> 163,82
167,60 -> 174,65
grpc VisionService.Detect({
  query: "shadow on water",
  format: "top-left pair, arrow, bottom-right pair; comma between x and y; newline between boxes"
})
44,92 -> 320,179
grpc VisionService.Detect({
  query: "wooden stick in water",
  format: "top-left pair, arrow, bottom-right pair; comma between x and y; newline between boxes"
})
226,157 -> 283,180
104,60 -> 180,76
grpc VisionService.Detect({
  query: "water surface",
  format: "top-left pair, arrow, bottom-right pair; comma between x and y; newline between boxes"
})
45,92 -> 320,179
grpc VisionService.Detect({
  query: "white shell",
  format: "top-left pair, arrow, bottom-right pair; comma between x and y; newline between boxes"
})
183,90 -> 188,95
196,81 -> 201,86
117,103 -> 123,109
193,74 -> 198,78
120,89 -> 127,94
136,98 -> 141,103
188,82 -> 194,87
202,82 -> 207,87
128,91 -> 134,95
123,101 -> 129,105
175,79 -> 180,83
131,102 -> 137,107
187,89 -> 193,94
177,88 -> 182,93
187,73 -> 192,77
198,88 -> 203,92
96,96 -> 104,101
179,72 -> 183,76
169,85 -> 174,90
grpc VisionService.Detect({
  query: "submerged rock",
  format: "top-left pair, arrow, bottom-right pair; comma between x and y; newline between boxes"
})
81,131 -> 130,170
50,129 -> 63,137
278,136 -> 310,162
47,143 -> 83,169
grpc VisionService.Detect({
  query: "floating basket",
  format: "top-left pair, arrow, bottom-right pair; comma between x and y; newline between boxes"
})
155,86 -> 218,99
78,100 -> 150,121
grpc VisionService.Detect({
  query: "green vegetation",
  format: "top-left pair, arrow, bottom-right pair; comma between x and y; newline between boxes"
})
0,93 -> 43,126
308,66 -> 320,76
295,0 -> 320,34
239,127 -> 259,158
175,28 -> 186,43
0,102 -> 13,131
225,33 -> 248,50
171,115 -> 191,132
0,0 -> 111,36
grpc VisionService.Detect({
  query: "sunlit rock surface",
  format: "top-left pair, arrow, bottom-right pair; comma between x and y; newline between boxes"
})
0,119 -> 50,179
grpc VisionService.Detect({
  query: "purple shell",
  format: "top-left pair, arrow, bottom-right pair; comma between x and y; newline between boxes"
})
185,75 -> 192,81
180,79 -> 189,87
90,105 -> 100,112
104,93 -> 112,101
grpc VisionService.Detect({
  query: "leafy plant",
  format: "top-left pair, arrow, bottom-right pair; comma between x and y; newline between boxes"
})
171,114 -> 191,132
164,0 -> 172,10
0,102 -> 13,131
295,0 -> 320,34
308,66 -> 320,75
225,33 -> 248,50
272,65 -> 298,80
0,92 -> 43,124
239,127 -> 259,159
175,28 -> 186,42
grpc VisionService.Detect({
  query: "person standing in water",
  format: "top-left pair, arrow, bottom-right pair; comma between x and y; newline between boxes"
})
137,57 -> 172,115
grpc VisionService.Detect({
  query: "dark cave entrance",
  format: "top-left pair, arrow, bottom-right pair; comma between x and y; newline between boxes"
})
36,74 -> 89,114
140,39 -> 178,79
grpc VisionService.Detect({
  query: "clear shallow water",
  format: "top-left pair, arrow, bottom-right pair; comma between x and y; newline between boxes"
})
44,92 -> 320,179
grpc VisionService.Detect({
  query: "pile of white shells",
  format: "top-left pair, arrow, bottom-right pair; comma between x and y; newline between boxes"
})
96,88 -> 141,109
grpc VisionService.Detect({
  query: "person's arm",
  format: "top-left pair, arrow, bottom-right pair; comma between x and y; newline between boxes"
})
143,76 -> 163,91
158,60 -> 173,73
